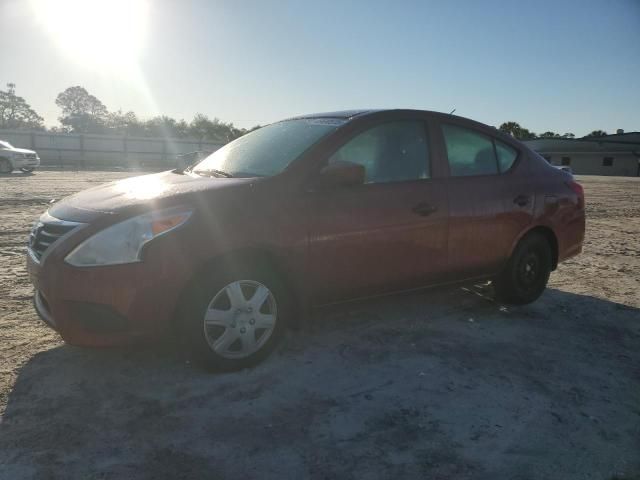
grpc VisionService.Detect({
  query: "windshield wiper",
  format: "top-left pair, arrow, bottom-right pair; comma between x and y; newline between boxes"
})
194,168 -> 233,178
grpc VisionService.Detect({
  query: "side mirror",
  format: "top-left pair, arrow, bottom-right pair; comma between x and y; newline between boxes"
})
318,161 -> 365,188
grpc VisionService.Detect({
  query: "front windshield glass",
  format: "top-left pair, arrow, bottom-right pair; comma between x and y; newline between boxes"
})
0,141 -> 12,149
192,118 -> 345,177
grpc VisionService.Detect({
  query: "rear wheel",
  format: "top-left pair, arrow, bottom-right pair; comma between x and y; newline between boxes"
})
0,158 -> 12,174
181,262 -> 290,371
493,232 -> 552,305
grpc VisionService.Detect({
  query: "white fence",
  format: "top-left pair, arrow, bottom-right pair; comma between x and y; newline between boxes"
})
0,129 -> 224,170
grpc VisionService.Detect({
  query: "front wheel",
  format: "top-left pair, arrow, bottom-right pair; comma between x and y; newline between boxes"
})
0,158 -> 12,174
181,263 -> 290,371
493,232 -> 552,305
20,167 -> 35,173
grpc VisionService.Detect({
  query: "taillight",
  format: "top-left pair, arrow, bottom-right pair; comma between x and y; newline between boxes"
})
566,180 -> 584,209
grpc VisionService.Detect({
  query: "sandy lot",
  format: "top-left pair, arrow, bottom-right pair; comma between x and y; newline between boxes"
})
1,171 -> 639,479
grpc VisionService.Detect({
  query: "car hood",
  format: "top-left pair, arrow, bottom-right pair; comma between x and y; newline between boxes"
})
7,147 -> 36,154
49,170 -> 254,223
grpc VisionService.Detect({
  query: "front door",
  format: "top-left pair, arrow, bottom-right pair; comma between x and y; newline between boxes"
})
305,120 -> 449,304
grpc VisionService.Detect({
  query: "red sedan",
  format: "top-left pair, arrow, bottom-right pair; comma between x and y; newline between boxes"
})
27,110 -> 585,370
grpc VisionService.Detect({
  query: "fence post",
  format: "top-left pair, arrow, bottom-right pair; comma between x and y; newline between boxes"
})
162,139 -> 167,168
123,136 -> 128,169
30,131 -> 36,150
79,134 -> 85,169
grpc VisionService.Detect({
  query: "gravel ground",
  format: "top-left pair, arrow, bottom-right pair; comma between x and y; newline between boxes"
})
1,171 -> 639,480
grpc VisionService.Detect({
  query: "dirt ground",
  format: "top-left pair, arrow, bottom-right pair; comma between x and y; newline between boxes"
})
1,171 -> 639,480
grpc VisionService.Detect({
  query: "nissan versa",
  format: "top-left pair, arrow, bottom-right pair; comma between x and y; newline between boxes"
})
26,110 -> 585,371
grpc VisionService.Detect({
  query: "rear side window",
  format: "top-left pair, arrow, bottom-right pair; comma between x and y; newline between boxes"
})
442,124 -> 498,176
495,140 -> 518,172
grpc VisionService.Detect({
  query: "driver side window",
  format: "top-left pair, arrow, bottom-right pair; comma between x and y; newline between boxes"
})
328,121 -> 430,184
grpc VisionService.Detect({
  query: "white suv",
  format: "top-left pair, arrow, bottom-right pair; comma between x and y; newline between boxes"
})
0,140 -> 40,174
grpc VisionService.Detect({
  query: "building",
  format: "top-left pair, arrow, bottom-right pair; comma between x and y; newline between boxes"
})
525,131 -> 640,176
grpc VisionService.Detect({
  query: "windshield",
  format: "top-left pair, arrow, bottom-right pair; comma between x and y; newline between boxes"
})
192,118 -> 345,177
0,141 -> 13,149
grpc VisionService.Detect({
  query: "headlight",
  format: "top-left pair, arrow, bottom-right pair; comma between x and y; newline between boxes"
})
65,207 -> 192,267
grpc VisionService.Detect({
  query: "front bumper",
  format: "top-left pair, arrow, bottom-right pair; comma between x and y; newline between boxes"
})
13,157 -> 40,169
26,238 -> 193,347
33,290 -> 56,328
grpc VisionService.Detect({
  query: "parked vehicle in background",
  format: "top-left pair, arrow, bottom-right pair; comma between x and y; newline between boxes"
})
0,141 -> 40,173
25,109 -> 585,371
555,165 -> 574,175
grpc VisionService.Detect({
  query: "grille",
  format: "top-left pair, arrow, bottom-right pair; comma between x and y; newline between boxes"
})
28,215 -> 81,261
25,153 -> 37,159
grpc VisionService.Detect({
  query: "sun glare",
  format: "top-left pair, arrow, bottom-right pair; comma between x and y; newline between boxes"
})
31,0 -> 149,70
115,175 -> 169,200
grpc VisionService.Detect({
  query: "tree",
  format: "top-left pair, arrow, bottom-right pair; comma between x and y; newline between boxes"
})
561,132 -> 575,139
144,116 -> 189,138
187,113 -> 213,140
51,86 -> 256,142
586,130 -> 607,137
227,124 -> 246,141
107,110 -> 143,136
173,119 -> 190,138
55,86 -> 109,133
188,114 -> 246,142
499,121 -> 537,140
539,131 -> 560,138
0,83 -> 44,129
498,121 -> 521,137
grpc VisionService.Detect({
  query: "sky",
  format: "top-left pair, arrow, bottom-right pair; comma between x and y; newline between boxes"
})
1,0 -> 639,136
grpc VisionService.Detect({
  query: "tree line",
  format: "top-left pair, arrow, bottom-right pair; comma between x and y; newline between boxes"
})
1,82 -> 614,142
497,122 -> 608,140
1,83 -> 259,143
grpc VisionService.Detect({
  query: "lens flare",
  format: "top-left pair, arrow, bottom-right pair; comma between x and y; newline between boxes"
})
30,0 -> 149,71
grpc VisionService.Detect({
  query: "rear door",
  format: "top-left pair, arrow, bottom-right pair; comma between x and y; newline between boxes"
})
437,122 -> 533,279
494,138 -> 536,253
305,118 -> 449,304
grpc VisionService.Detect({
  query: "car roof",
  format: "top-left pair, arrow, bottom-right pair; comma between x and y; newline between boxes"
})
283,109 -> 382,121
280,109 -> 517,145
283,108 -> 492,127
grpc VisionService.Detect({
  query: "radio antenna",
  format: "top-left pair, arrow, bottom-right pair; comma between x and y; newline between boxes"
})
449,108 -> 456,115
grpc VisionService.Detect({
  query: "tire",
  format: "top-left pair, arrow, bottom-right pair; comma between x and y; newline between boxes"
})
180,260 -> 291,372
493,232 -> 552,305
20,167 -> 35,173
0,158 -> 12,174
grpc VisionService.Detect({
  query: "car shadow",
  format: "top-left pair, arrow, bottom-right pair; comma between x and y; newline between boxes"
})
1,285 -> 639,479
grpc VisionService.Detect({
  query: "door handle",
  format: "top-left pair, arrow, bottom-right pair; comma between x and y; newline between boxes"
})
513,195 -> 530,207
412,202 -> 437,216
